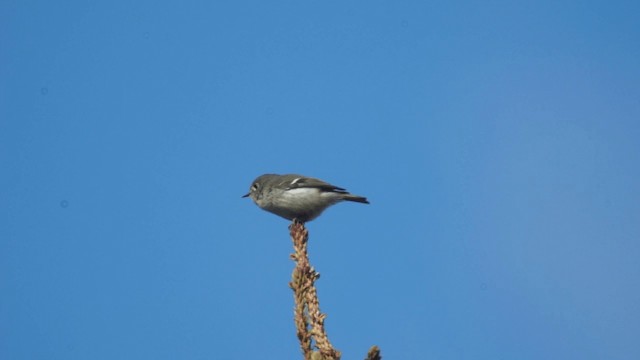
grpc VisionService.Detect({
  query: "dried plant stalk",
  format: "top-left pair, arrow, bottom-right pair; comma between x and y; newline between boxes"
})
289,221 -> 341,360
288,220 -> 381,360
290,246 -> 312,359
364,345 -> 382,360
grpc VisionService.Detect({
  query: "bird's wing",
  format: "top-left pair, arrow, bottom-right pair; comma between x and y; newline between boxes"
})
282,176 -> 347,192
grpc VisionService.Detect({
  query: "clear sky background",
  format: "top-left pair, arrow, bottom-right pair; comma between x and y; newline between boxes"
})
2,1 -> 639,359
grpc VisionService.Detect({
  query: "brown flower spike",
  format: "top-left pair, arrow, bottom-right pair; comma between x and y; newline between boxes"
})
288,220 -> 381,360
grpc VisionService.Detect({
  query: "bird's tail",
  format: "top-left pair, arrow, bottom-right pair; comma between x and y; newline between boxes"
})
343,194 -> 369,204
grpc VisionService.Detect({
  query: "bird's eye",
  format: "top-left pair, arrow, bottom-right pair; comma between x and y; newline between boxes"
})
251,184 -> 258,191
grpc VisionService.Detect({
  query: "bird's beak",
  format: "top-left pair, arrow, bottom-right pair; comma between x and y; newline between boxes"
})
242,193 -> 250,198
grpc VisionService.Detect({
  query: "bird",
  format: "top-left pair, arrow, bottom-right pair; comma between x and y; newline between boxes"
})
242,174 -> 369,222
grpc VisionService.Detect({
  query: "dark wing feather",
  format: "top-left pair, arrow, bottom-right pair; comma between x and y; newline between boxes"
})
283,175 -> 347,193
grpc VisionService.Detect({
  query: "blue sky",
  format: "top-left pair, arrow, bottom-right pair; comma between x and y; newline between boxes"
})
2,1 -> 639,359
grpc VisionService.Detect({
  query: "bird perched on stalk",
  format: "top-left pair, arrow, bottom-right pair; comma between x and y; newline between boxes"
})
243,174 -> 369,222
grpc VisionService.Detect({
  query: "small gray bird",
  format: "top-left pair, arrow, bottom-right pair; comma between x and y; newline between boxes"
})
243,174 -> 369,222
